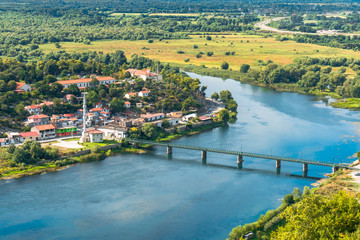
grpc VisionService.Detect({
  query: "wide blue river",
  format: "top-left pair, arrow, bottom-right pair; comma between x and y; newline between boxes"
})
1,72 -> 360,240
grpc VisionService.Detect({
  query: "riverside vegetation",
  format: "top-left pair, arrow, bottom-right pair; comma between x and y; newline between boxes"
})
228,169 -> 360,240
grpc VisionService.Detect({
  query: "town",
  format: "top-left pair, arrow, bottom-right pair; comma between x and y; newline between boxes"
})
0,67 -> 227,146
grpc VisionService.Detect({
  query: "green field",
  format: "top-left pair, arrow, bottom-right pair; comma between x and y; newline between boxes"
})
39,33 -> 360,70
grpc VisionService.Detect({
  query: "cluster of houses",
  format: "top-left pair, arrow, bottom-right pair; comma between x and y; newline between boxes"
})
1,71 -> 220,146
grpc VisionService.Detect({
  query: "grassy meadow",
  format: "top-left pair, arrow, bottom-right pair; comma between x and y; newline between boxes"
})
39,33 -> 360,70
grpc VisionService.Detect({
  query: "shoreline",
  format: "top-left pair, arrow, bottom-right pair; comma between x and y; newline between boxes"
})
0,121 -> 225,181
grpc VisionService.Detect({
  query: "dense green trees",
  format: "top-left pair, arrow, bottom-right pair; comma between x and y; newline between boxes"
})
11,140 -> 58,164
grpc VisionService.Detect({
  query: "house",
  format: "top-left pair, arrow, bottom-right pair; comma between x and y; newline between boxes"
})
198,116 -> 213,124
0,138 -> 9,146
182,113 -> 197,122
31,124 -> 56,140
6,132 -> 20,144
168,118 -> 180,126
98,127 -> 128,140
136,102 -> 143,108
141,113 -> 165,122
126,69 -> 163,81
15,82 -> 31,93
24,104 -> 43,115
125,93 -> 137,99
124,101 -> 131,108
87,129 -> 104,143
26,114 -> 50,127
57,76 -> 115,89
19,132 -> 39,142
56,126 -> 78,137
138,90 -> 150,97
167,111 -> 183,118
89,107 -> 104,114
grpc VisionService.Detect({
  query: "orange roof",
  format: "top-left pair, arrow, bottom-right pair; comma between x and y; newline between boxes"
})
57,77 -> 115,85
124,101 -> 131,104
87,130 -> 104,135
16,82 -> 26,90
19,132 -> 39,137
90,108 -> 103,112
28,114 -> 49,119
25,104 -> 42,109
34,124 -> 55,131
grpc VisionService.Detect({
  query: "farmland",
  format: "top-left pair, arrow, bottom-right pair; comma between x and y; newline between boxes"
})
39,33 -> 360,70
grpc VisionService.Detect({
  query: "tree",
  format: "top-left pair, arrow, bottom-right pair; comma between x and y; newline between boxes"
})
7,80 -> 17,90
142,123 -> 157,139
206,36 -> 212,41
240,64 -> 250,73
87,90 -> 100,106
221,62 -> 229,70
90,78 -> 100,86
218,109 -> 230,122
45,75 -> 57,83
219,90 -> 233,103
226,99 -> 238,112
67,84 -> 80,96
110,97 -> 125,113
162,119 -> 170,128
0,80 -> 7,92
211,92 -> 219,101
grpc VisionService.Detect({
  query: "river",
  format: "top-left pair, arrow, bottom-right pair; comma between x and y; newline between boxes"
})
1,72 -> 360,240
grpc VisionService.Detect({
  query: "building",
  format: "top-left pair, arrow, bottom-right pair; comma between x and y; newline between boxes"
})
19,132 -> 39,142
126,69 -> 162,81
125,93 -> 137,99
64,94 -> 76,102
167,111 -> 183,118
57,76 -> 115,89
138,90 -> 150,97
31,124 -> 56,140
0,138 -> 8,146
182,113 -> 197,122
26,114 -> 50,127
98,127 -> 128,140
24,104 -> 43,115
87,129 -> 104,143
15,82 -> 31,93
167,118 -> 180,126
136,102 -> 143,108
198,116 -> 213,124
6,132 -> 20,144
141,113 -> 165,122
124,101 -> 131,108
56,126 -> 78,137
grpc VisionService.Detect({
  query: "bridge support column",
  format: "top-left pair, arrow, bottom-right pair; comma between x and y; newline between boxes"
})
237,155 -> 244,169
303,163 -> 308,177
201,151 -> 207,165
276,160 -> 281,169
332,166 -> 339,174
167,146 -> 172,155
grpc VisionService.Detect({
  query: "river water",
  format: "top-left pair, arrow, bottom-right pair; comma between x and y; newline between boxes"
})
1,72 -> 360,240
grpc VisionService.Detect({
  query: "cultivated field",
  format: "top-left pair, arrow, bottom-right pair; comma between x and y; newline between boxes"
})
39,34 -> 360,69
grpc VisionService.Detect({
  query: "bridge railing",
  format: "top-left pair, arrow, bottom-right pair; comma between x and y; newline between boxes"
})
127,139 -> 350,168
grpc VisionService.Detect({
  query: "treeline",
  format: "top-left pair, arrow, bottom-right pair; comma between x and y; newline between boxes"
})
0,10 -> 257,59
247,57 -> 360,98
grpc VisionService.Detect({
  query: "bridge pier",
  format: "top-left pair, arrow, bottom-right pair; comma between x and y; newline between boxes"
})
332,166 -> 339,174
303,163 -> 308,177
237,155 -> 244,169
167,146 -> 172,155
201,151 -> 207,165
276,160 -> 281,169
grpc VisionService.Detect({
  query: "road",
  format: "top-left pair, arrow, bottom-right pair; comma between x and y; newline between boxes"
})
255,17 -> 360,36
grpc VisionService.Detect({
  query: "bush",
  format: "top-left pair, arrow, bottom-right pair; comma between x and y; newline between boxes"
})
207,51 -> 213,56
206,36 -> 212,41
195,53 -> 202,58
193,45 -> 198,49
79,153 -> 106,162
177,50 -> 185,54
225,51 -> 230,55
148,39 -> 154,43
184,58 -> 190,62
221,61 -> 229,70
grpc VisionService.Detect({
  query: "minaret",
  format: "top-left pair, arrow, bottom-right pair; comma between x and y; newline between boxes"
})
79,92 -> 89,143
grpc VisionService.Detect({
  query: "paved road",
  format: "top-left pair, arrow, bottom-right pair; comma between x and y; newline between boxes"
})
255,17 -> 360,36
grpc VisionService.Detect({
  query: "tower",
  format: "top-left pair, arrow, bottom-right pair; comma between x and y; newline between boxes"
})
79,92 -> 90,143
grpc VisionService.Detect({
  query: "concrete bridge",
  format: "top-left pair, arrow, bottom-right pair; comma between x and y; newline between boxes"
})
128,139 -> 355,176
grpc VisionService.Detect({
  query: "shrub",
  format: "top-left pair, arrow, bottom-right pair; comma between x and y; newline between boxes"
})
79,153 -> 106,162
207,51 -> 213,56
184,58 -> 190,62
148,39 -> 153,43
177,50 -> 185,54
221,61 -> 229,70
225,51 -> 230,55
206,36 -> 212,41
193,45 -> 198,49
195,53 -> 202,58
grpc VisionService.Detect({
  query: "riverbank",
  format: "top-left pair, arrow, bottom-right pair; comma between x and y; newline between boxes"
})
181,65 -> 360,110
0,121 -> 226,181
227,163 -> 360,240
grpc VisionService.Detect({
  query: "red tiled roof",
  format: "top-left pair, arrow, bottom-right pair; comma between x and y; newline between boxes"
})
199,116 -> 212,121
64,113 -> 75,118
27,114 -> 49,120
19,132 -> 39,137
34,124 -> 55,131
90,108 -> 103,112
57,77 -> 115,85
126,93 -> 137,96
124,101 -> 131,104
87,130 -> 104,134
141,113 -> 165,118
0,138 -> 7,142
25,105 -> 42,109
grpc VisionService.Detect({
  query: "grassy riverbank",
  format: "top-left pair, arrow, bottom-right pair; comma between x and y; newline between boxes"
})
227,168 -> 360,240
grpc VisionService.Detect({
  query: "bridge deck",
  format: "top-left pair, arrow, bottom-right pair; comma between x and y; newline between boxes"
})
128,139 -> 352,169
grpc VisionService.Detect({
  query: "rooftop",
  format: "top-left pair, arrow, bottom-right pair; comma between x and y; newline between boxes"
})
19,132 -> 39,137
57,76 -> 115,85
28,114 -> 49,119
33,124 -> 56,131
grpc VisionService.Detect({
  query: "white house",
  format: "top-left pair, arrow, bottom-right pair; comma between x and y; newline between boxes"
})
98,127 -> 128,140
26,114 -> 50,127
57,76 -> 115,89
31,124 -> 56,140
87,129 -> 104,143
19,132 -> 39,142
138,90 -> 150,97
141,113 -> 165,122
124,101 -> 131,108
125,93 -> 137,99
126,69 -> 162,81
182,113 -> 197,122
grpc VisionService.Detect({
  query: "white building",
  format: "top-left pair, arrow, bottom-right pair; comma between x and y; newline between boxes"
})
138,91 -> 150,97
98,127 -> 128,140
182,113 -> 197,122
57,76 -> 115,89
141,113 -> 165,122
15,82 -> 31,93
87,130 -> 104,143
126,69 -> 162,81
